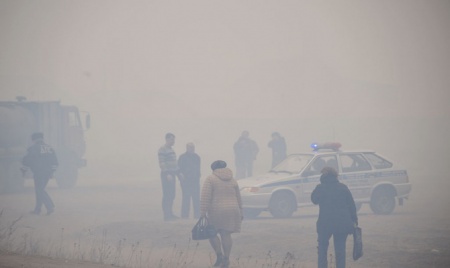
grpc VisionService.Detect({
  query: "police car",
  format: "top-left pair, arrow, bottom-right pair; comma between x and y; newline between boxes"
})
238,142 -> 412,218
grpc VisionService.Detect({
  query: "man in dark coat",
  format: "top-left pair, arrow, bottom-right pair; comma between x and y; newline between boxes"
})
311,167 -> 358,268
178,142 -> 201,219
233,131 -> 259,179
22,132 -> 58,215
267,132 -> 287,168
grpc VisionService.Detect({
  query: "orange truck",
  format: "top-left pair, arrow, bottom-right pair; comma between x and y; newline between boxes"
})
0,96 -> 90,192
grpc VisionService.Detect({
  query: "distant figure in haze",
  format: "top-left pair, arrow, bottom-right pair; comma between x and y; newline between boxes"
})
311,167 -> 358,268
233,131 -> 259,179
201,160 -> 243,268
178,142 -> 201,219
158,133 -> 183,221
267,132 -> 287,168
22,132 -> 58,215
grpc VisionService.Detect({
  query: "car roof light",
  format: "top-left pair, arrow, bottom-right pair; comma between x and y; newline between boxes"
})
311,142 -> 342,151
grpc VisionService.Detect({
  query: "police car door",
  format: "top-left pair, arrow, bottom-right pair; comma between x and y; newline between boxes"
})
338,153 -> 372,201
300,155 -> 338,204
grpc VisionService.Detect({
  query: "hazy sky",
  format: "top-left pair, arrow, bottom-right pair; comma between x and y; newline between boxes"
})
2,5 -> 450,267
1,0 -> 449,178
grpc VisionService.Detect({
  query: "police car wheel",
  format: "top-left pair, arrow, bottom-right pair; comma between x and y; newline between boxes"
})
269,192 -> 296,218
370,190 -> 396,215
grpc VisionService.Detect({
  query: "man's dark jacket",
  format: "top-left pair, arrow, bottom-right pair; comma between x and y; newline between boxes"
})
22,141 -> 58,178
178,152 -> 201,180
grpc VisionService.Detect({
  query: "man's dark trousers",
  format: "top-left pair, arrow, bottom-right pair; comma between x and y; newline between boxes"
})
33,173 -> 54,213
160,171 -> 176,220
180,178 -> 200,218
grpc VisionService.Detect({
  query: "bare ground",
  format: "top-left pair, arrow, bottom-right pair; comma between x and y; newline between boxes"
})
1,174 -> 450,268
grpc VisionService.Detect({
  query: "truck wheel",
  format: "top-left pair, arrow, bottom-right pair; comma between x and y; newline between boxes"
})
269,192 -> 296,218
243,208 -> 262,219
370,189 -> 396,214
56,164 -> 78,189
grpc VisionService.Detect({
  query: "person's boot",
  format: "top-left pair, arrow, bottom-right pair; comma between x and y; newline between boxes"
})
220,257 -> 229,268
46,208 -> 54,215
213,254 -> 223,267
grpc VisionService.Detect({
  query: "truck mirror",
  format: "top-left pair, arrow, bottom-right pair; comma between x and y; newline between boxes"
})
86,114 -> 91,129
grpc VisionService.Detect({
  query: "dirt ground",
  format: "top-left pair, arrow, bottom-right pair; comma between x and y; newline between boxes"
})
1,173 -> 450,268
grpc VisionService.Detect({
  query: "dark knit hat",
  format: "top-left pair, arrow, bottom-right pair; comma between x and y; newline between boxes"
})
321,166 -> 338,177
319,166 -> 339,184
211,160 -> 227,171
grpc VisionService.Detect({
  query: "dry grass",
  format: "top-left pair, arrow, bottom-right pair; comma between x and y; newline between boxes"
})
1,211 -> 318,268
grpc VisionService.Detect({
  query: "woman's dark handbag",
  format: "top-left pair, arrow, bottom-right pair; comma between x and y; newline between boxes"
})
353,226 -> 363,260
191,217 -> 217,240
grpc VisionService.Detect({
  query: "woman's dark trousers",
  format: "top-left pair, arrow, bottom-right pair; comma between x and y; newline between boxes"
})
317,231 -> 348,268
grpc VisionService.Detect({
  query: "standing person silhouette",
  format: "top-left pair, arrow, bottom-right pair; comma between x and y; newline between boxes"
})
158,133 -> 183,221
233,131 -> 259,179
311,167 -> 358,268
178,142 -> 201,219
267,132 -> 287,168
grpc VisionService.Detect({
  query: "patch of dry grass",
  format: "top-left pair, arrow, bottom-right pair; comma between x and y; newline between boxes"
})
0,212 -> 317,268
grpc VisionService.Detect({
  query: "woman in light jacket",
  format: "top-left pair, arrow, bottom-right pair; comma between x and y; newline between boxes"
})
200,160 -> 243,268
311,166 -> 358,268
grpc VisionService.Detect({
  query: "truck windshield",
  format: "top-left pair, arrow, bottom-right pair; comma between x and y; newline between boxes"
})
270,154 -> 313,174
68,110 -> 81,127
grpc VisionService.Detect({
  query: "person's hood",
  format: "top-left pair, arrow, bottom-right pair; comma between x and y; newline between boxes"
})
320,174 -> 339,184
213,168 -> 233,181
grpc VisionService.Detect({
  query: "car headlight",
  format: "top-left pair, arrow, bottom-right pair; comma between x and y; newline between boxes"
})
242,187 -> 260,193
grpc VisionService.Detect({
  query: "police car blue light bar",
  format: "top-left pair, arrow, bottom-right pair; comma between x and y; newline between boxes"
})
311,142 -> 342,151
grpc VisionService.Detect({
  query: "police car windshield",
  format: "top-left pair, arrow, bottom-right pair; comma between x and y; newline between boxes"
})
270,154 -> 313,174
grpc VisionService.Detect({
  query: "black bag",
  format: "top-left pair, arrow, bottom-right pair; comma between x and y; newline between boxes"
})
353,226 -> 363,260
191,217 -> 217,240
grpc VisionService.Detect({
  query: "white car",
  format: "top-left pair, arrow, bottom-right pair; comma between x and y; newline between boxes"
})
238,143 -> 412,218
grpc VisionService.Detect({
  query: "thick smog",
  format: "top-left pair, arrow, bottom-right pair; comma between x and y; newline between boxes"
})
1,1 -> 449,268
